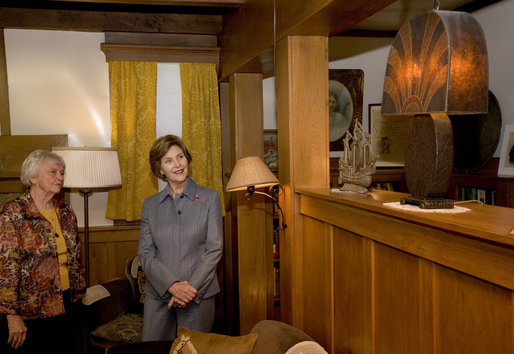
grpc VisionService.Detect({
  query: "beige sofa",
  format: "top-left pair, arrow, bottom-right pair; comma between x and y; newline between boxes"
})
106,320 -> 326,354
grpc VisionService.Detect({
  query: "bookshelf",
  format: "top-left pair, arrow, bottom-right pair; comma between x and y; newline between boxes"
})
265,185 -> 281,321
448,158 -> 514,208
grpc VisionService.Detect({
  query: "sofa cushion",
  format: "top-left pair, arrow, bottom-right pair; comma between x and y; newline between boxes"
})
90,313 -> 143,343
250,320 -> 314,354
285,341 -> 328,354
169,326 -> 258,354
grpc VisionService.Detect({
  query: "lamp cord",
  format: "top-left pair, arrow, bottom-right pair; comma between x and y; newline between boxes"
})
246,190 -> 287,230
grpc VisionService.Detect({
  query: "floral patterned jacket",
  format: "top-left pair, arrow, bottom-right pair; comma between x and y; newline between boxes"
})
0,190 -> 86,320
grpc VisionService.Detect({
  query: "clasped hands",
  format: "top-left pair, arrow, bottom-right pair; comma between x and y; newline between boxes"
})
167,281 -> 198,310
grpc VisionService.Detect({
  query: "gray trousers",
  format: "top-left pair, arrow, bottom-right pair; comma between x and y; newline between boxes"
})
142,295 -> 215,341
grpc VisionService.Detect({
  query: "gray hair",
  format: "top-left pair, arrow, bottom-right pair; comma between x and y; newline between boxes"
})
20,150 -> 66,187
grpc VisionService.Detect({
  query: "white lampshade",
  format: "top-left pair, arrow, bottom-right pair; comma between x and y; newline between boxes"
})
52,147 -> 122,189
226,156 -> 278,192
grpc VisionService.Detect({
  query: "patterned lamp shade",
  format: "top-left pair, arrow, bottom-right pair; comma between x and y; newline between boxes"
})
380,10 -> 489,208
226,156 -> 278,192
382,10 -> 488,116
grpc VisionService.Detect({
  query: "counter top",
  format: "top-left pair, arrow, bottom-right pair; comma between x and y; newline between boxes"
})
295,187 -> 514,248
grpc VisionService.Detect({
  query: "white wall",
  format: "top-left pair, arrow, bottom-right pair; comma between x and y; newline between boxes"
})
5,29 -> 112,227
4,30 -> 184,226
473,0 -> 514,155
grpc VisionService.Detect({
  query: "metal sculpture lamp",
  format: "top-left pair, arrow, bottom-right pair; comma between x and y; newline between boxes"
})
381,7 -> 488,208
52,147 -> 122,286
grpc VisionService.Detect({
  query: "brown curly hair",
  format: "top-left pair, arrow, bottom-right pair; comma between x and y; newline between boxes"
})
149,135 -> 192,181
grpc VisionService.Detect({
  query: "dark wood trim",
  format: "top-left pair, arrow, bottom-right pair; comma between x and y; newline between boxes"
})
454,0 -> 503,13
100,43 -> 220,64
0,29 -> 10,136
43,0 -> 244,7
335,29 -> 398,38
0,7 -> 222,34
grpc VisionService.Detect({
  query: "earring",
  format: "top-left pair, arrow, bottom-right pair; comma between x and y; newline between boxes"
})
160,170 -> 164,175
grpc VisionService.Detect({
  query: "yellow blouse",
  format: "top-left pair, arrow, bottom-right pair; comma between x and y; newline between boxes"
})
40,207 -> 70,291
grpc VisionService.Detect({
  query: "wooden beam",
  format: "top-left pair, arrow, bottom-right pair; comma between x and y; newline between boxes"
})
0,29 -> 10,136
105,32 -> 217,47
100,43 -> 220,64
219,0 -> 396,80
42,0 -> 244,7
0,7 -> 222,34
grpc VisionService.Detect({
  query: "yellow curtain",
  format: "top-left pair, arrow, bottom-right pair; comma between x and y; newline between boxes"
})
180,63 -> 225,215
106,60 -> 158,221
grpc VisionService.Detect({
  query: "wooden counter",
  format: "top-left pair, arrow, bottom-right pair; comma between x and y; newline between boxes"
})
291,187 -> 514,353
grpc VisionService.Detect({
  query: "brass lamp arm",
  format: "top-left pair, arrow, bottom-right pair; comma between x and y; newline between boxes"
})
245,186 -> 287,230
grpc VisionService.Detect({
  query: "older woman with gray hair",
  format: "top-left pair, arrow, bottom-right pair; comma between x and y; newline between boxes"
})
0,150 -> 85,353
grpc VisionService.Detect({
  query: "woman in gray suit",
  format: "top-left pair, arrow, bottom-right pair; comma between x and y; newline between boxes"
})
138,135 -> 223,341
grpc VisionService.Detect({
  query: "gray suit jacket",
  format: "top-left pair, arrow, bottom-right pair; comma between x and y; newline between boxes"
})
138,177 -> 223,304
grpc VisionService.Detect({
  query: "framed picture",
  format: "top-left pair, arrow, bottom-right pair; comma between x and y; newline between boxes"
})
329,69 -> 364,153
368,103 -> 410,167
264,129 -> 278,171
498,124 -> 514,177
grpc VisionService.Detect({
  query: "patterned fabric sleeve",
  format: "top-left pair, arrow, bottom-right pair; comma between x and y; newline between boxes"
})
0,202 -> 21,315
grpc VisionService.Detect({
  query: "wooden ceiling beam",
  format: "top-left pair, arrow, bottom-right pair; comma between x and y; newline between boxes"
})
0,7 -> 222,34
42,0 -> 244,7
219,0 -> 396,80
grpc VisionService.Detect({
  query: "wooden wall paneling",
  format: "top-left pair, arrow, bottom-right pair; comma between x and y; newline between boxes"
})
0,29 -> 10,136
229,72 -> 273,335
333,227 -> 371,354
418,258 -> 435,354
276,35 -> 330,326
80,226 -> 140,286
298,194 -> 514,291
436,265 -> 512,353
297,188 -> 514,352
301,216 -> 333,352
373,242 -> 421,353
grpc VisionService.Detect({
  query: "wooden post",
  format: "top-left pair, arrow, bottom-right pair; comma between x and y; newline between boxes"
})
276,35 -> 331,330
228,73 -> 274,334
0,29 -> 11,136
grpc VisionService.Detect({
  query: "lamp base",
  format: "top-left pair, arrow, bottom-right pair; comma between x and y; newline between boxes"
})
404,114 -> 454,209
400,196 -> 454,209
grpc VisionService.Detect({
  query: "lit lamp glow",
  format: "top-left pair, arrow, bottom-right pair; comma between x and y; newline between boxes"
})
226,156 -> 286,229
381,9 -> 488,209
52,147 -> 122,286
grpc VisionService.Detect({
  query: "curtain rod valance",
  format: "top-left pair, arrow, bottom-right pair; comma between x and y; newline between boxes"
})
100,43 -> 220,65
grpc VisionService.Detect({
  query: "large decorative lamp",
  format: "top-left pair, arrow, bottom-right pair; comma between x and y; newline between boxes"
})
382,6 -> 488,208
52,147 -> 122,286
226,156 -> 286,229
